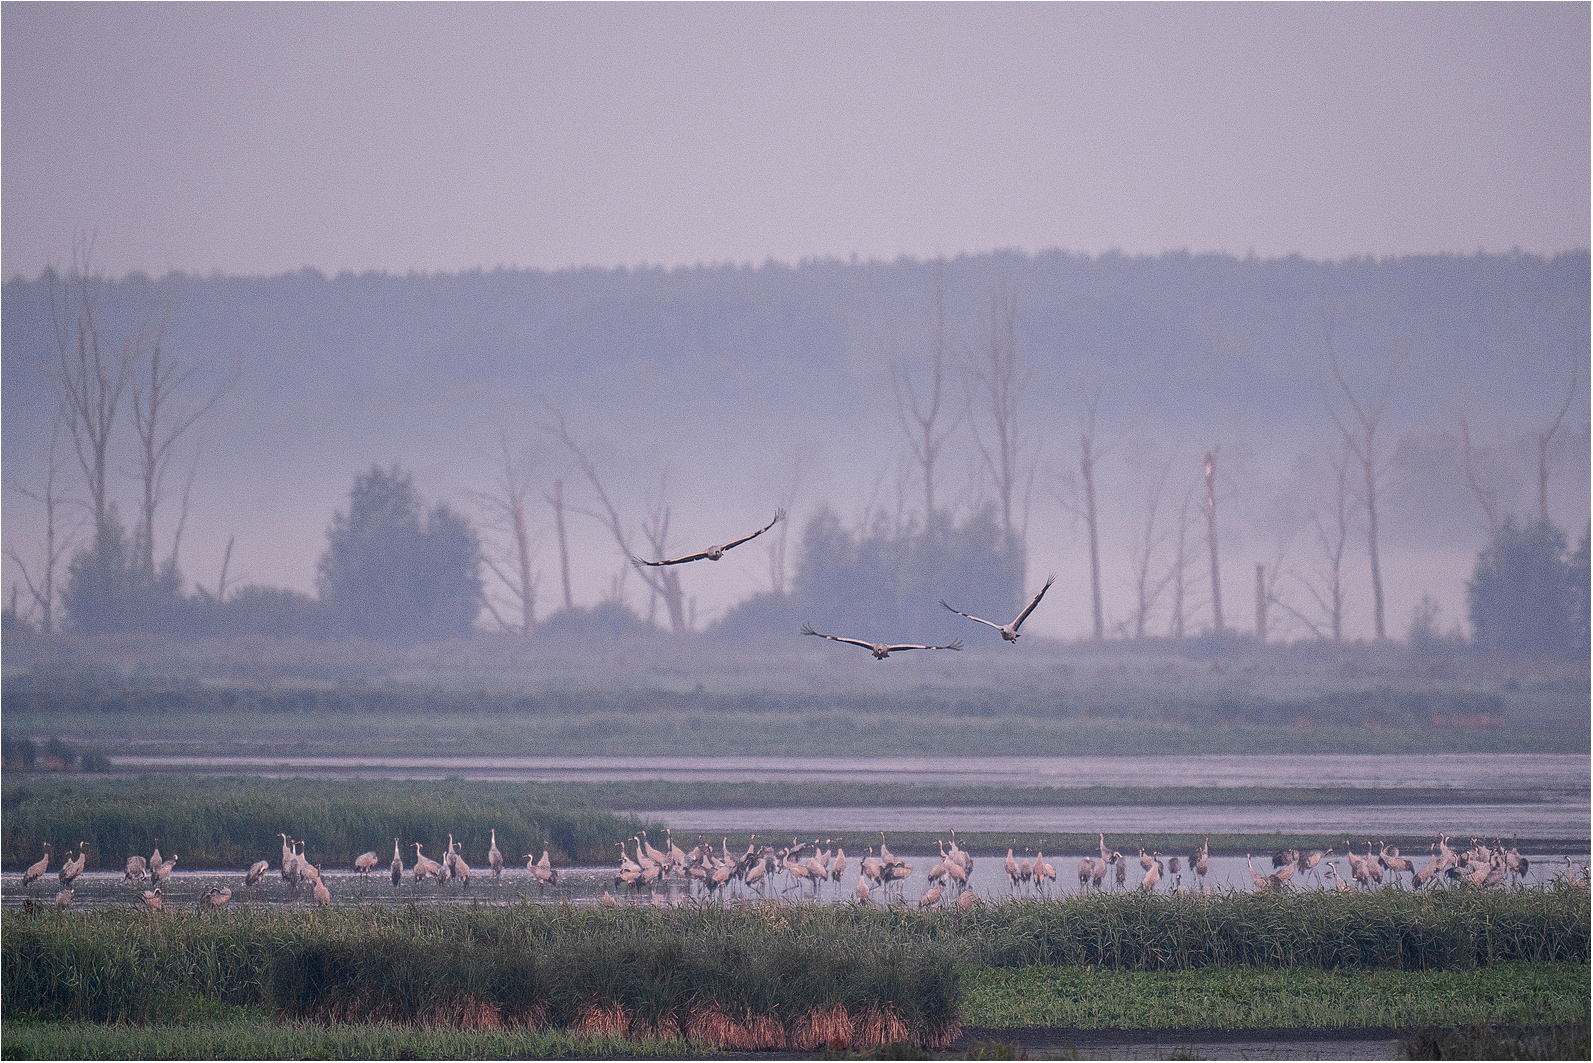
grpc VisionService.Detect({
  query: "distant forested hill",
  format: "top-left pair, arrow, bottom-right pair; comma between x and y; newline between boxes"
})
3,249 -> 1587,638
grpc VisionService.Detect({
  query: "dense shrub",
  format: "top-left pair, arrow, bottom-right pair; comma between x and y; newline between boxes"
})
1468,519 -> 1586,658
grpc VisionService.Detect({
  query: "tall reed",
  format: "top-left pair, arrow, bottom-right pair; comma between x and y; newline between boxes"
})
2,776 -> 662,869
4,886 -> 1584,1044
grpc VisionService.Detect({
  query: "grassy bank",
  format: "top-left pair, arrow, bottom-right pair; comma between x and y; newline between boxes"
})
1,777 -> 663,870
10,705 -> 1583,758
961,961 -> 1590,1029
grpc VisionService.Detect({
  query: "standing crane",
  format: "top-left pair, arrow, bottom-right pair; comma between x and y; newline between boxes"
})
58,842 -> 88,887
488,829 -> 504,878
246,860 -> 271,888
1141,854 -> 1162,892
21,844 -> 51,887
390,839 -> 404,886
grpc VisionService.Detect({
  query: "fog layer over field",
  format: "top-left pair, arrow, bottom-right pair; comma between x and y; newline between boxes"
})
3,249 -> 1588,641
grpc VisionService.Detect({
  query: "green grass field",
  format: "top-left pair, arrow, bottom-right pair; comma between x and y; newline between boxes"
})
959,961 -> 1590,1030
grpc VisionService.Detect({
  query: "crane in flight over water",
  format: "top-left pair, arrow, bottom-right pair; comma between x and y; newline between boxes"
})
632,509 -> 784,567
940,576 -> 1056,642
800,624 -> 962,659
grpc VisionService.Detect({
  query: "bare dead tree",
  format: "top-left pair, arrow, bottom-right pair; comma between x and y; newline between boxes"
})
549,477 -> 574,611
637,489 -> 688,633
1285,444 -> 1353,641
1054,395 -> 1107,640
969,287 -> 1036,550
542,412 -> 687,633
1127,456 -> 1175,639
50,237 -> 131,532
128,293 -> 235,577
1255,543 -> 1290,642
890,263 -> 961,527
4,421 -> 78,634
1323,325 -> 1398,640
215,535 -> 235,602
1537,353 -> 1579,525
1457,413 -> 1500,545
767,458 -> 801,595
1203,447 -> 1224,632
1168,486 -> 1196,638
471,437 -> 543,635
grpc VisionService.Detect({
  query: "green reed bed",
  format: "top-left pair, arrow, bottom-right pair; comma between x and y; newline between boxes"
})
2,904 -> 962,1049
6,890 -> 1586,1031
960,961 -> 1591,1030
949,884 -> 1591,970
1,776 -> 663,870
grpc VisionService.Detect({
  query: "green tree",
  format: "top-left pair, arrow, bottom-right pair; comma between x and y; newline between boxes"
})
317,464 -> 482,642
1467,518 -> 1582,658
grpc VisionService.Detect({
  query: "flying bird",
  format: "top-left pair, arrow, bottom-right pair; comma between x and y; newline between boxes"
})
631,509 -> 783,566
940,576 -> 1056,642
800,624 -> 962,659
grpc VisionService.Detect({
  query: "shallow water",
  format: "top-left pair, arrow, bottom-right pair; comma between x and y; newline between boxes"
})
105,752 -> 1591,792
6,849 -> 1584,914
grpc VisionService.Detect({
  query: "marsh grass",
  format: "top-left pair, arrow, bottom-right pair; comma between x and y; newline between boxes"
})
959,961 -> 1591,1030
2,904 -> 963,1049
4,889 -> 1585,1038
1,776 -> 662,869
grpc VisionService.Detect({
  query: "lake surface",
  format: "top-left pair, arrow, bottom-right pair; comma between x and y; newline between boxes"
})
106,752 -> 1591,792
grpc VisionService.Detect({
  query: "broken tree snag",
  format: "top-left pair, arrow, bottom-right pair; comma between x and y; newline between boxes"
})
1204,447 -> 1223,631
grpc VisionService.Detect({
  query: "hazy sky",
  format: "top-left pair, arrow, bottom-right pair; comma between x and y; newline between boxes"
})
3,2 -> 1588,280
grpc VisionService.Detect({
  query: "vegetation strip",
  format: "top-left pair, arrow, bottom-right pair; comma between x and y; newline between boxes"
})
9,705 -> 1585,758
4,893 -> 1586,1052
958,961 -> 1590,1030
2,776 -> 665,870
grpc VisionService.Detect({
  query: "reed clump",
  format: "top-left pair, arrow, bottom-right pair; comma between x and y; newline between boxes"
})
1,775 -> 660,869
937,883 -> 1591,971
2,903 -> 963,1050
4,890 -> 1582,1046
